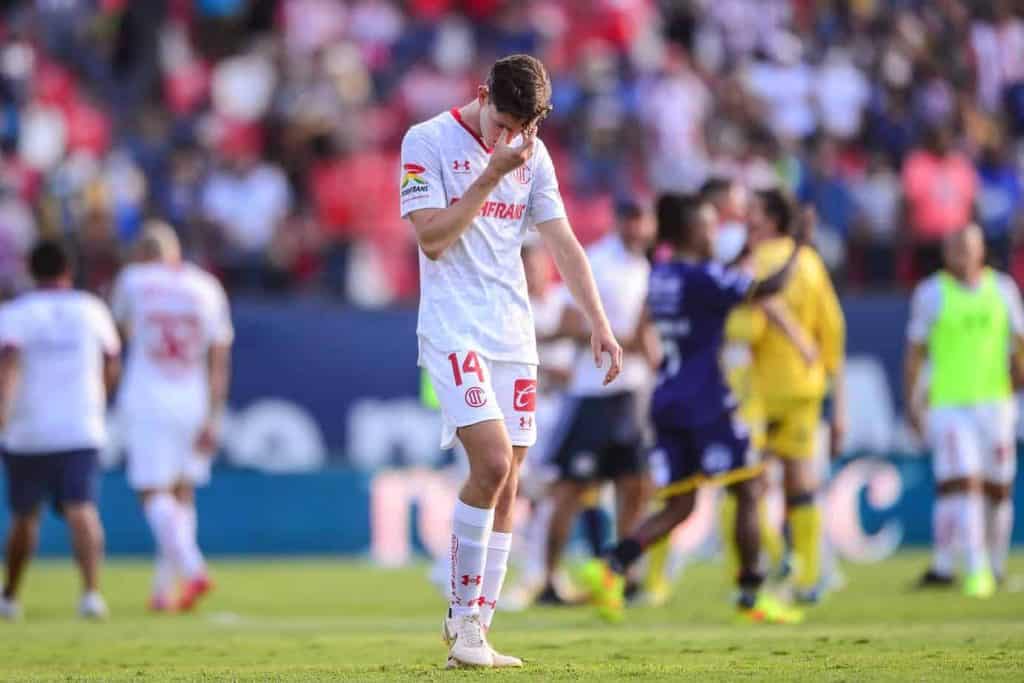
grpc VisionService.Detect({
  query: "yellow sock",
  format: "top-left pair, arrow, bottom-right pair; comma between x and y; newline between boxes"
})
644,500 -> 670,594
788,501 -> 822,591
758,499 -> 784,570
719,493 -> 739,581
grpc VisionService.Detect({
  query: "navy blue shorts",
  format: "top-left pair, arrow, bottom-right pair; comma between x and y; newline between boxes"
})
550,391 -> 647,482
650,411 -> 761,498
2,449 -> 100,516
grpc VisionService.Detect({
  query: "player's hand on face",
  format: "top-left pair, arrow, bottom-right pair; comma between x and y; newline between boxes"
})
195,420 -> 219,457
487,124 -> 536,176
591,323 -> 623,386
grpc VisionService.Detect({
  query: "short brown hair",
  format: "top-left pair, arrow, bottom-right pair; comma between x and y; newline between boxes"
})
487,54 -> 553,125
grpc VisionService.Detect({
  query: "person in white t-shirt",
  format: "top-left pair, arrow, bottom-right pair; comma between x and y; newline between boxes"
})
400,54 -> 622,669
542,199 -> 655,604
0,241 -> 120,621
111,222 -> 233,613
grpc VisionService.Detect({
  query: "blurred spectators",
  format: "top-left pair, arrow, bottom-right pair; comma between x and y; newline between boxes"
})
0,0 -> 1019,302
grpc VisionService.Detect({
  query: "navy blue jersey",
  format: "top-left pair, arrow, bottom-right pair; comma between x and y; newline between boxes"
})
648,260 -> 752,429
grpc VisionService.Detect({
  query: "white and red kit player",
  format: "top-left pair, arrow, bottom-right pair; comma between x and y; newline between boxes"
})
111,222 -> 233,613
400,55 -> 622,668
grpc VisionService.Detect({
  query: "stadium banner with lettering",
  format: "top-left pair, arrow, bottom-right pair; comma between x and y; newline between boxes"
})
92,295 -> 1016,474
3,455 -> 1022,558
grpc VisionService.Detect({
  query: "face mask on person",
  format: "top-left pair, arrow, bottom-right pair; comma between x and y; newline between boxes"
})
714,221 -> 748,264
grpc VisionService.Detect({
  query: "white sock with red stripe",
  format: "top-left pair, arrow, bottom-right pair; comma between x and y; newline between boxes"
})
479,531 -> 512,630
985,496 -> 1013,578
931,495 -> 957,577
450,499 -> 493,618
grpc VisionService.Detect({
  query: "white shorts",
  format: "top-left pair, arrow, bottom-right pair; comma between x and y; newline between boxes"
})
122,418 -> 212,491
928,401 -> 1018,485
419,340 -> 538,450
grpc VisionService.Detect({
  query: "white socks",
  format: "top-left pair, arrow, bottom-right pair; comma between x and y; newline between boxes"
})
144,494 -> 207,589
986,497 -> 1013,579
144,493 -> 182,577
175,502 -> 206,580
931,495 -> 958,577
956,493 -> 988,574
450,500 -> 494,618
479,531 -> 512,630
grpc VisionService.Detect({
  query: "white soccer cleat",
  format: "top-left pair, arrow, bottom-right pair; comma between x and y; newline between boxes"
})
443,612 -> 523,668
488,646 -> 523,668
442,613 -> 493,668
78,592 -> 109,620
0,596 -> 21,621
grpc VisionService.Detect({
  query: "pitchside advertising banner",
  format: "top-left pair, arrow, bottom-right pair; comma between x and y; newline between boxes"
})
6,297 -> 1022,557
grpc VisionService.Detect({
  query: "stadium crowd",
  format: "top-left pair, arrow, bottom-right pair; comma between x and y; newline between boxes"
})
0,0 -> 1022,303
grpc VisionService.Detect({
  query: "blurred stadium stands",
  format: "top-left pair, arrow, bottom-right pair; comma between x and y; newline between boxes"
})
0,1 -> 1023,302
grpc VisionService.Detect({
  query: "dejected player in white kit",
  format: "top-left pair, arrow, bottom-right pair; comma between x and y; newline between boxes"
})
111,222 -> 233,612
400,54 -> 622,668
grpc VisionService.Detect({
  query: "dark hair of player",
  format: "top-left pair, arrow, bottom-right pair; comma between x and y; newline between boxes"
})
756,188 -> 793,236
656,193 -> 707,250
487,54 -> 553,125
699,177 -> 733,205
29,240 -> 73,282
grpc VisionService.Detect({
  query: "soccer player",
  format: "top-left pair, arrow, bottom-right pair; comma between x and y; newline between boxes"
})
746,189 -> 846,604
582,196 -> 805,624
703,179 -> 815,583
542,198 -> 654,603
905,224 -> 1024,597
400,54 -> 622,668
0,240 -> 120,620
111,222 -> 232,612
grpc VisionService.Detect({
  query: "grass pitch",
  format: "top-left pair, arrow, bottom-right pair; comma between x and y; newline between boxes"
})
1,552 -> 1022,681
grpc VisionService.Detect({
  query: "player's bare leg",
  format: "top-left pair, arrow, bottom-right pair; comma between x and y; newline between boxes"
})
580,491 -> 698,621
442,419 -> 511,669
543,479 -> 586,598
173,482 -> 212,611
614,473 -> 652,594
1,510 -> 40,619
65,502 -> 108,619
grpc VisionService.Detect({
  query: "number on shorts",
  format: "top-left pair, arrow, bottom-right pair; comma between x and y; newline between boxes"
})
448,351 -> 485,387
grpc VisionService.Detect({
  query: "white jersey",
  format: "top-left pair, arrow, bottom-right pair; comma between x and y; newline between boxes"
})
111,262 -> 233,425
400,108 -> 567,365
567,234 -> 651,396
0,290 -> 119,453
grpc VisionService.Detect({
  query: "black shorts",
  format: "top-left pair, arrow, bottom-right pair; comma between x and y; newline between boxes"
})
551,391 -> 647,483
651,411 -> 761,498
2,449 -> 100,516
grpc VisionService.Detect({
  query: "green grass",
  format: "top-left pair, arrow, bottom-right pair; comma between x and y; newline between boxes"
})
2,552 -> 1023,681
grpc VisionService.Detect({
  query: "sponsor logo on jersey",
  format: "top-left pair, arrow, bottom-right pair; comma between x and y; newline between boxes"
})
401,163 -> 427,188
513,379 -> 537,412
448,197 -> 527,221
401,163 -> 431,198
452,159 -> 471,174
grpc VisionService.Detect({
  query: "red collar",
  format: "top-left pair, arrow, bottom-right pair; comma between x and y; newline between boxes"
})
450,107 -> 491,154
